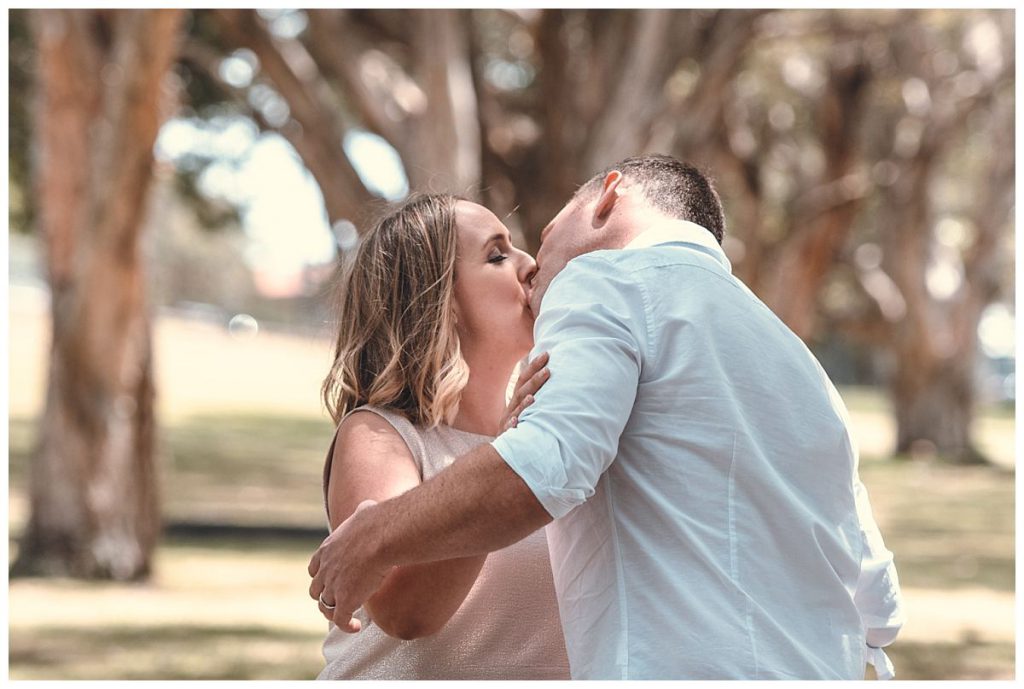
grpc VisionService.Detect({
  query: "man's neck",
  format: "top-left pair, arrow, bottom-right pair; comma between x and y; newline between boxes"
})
617,211 -> 705,249
591,207 -> 677,251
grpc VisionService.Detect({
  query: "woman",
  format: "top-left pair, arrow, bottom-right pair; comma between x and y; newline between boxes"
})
317,193 -> 570,679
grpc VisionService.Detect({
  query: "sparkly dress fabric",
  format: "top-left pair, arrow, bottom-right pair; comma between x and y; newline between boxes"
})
317,405 -> 570,680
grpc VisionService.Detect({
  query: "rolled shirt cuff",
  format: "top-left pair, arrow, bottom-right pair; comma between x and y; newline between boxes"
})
866,645 -> 895,680
491,426 -> 586,520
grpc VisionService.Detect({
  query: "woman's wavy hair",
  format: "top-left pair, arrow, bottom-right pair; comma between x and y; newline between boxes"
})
321,193 -> 469,428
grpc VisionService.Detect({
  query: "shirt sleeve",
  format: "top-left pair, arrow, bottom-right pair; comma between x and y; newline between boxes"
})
816,362 -> 905,677
853,476 -> 906,648
491,254 -> 647,519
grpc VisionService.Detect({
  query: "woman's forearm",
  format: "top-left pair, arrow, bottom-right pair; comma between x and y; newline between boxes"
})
363,555 -> 487,639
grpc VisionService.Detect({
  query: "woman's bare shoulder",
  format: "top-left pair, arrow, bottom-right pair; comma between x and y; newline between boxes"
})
335,409 -> 410,454
327,409 -> 420,528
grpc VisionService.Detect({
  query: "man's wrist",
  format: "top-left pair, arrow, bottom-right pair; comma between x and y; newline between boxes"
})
353,500 -> 393,572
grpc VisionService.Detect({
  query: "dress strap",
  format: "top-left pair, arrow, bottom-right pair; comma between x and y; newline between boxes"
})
321,405 -> 428,524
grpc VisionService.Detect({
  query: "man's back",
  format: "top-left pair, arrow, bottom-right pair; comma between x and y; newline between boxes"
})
496,226 -> 871,679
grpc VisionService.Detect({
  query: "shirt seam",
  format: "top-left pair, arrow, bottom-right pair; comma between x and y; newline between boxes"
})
587,254 -> 655,364
728,432 -> 759,677
611,250 -> 777,337
580,255 -> 642,679
634,269 -> 655,364
632,259 -> 794,342
605,474 -> 630,680
629,258 -> 736,289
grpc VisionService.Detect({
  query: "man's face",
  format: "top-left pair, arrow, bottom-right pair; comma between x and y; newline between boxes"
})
530,197 -> 590,314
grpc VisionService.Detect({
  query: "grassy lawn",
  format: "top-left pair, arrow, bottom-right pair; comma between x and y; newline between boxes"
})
7,302 -> 1016,680
9,534 -> 328,680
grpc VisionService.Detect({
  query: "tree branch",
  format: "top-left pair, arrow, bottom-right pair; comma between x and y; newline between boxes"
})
303,9 -> 397,142
210,9 -> 377,226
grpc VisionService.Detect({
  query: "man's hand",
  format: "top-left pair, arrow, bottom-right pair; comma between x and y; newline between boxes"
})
308,499 -> 390,632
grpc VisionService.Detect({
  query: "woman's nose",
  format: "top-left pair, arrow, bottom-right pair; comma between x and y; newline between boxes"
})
514,248 -> 538,285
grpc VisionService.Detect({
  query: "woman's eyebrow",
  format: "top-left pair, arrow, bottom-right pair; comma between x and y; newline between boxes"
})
482,232 -> 506,248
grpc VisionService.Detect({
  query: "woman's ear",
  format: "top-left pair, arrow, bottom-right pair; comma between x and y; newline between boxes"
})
594,171 -> 623,221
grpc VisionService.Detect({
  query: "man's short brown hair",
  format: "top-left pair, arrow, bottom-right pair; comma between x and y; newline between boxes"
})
576,154 -> 726,244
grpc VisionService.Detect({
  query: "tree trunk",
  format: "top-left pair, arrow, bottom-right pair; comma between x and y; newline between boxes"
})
876,143 -> 997,465
890,353 -> 985,464
12,9 -> 183,580
758,56 -> 871,338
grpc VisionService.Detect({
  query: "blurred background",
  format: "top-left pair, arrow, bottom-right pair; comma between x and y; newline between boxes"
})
7,8 -> 1015,680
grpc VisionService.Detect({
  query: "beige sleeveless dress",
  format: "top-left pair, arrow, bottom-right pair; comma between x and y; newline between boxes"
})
317,405 -> 571,680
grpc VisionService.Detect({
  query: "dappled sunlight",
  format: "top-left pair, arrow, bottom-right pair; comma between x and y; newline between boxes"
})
9,538 -> 328,679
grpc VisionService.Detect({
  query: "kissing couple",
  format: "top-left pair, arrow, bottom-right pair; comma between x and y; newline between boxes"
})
308,154 -> 905,680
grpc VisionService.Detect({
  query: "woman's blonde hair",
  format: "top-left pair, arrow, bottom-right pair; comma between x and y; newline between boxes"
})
321,193 -> 469,428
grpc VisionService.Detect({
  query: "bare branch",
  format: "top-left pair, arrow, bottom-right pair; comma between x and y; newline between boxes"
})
303,9 -> 397,142
210,9 -> 377,225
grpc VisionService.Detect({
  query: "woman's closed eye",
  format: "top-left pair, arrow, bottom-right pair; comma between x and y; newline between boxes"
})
487,253 -> 509,264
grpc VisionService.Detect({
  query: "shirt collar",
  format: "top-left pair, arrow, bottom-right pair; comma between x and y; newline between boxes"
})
623,220 -> 731,272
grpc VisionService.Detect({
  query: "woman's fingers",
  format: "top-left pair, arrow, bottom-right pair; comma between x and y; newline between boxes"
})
502,393 -> 535,431
516,366 -> 550,402
515,351 -> 549,389
501,353 -> 550,431
515,394 -> 535,418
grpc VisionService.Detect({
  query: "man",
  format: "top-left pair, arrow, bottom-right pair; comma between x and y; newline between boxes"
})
309,155 -> 905,679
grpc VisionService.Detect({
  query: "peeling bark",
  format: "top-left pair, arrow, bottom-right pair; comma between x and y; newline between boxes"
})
13,9 -> 184,580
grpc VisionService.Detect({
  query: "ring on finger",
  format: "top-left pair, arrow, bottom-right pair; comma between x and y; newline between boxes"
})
319,593 -> 336,611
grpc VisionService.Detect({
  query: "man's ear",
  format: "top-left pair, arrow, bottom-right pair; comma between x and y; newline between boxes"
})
594,171 -> 623,221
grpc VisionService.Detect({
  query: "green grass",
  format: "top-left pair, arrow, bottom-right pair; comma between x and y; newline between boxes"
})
9,533 -> 328,680
882,640 -> 1016,681
857,458 -> 1015,593
11,623 -> 324,680
9,412 -> 334,530
161,412 -> 334,527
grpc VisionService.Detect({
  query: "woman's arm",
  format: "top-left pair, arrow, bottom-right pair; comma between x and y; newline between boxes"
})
327,411 -> 486,640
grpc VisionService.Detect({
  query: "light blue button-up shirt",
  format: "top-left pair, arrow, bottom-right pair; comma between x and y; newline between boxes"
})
492,221 -> 904,679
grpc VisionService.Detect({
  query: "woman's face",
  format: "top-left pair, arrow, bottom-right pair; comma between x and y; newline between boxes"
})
452,201 -> 537,361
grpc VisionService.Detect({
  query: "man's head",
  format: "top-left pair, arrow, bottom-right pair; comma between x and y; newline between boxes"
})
530,154 -> 726,312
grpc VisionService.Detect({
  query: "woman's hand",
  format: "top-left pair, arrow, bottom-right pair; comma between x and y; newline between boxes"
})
499,352 -> 550,432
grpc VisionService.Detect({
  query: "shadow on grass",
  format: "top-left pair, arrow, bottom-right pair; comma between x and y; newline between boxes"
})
11,627 -> 1014,680
9,412 -> 333,483
883,639 -> 1015,680
10,624 -> 324,680
161,530 -> 326,554
163,411 -> 333,481
858,459 -> 1015,593
10,412 -> 335,531
8,415 -> 36,486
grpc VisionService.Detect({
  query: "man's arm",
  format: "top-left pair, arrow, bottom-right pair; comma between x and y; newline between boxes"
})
853,477 -> 905,646
852,476 -> 905,680
309,442 -> 551,631
310,254 -> 648,631
819,370 -> 906,675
